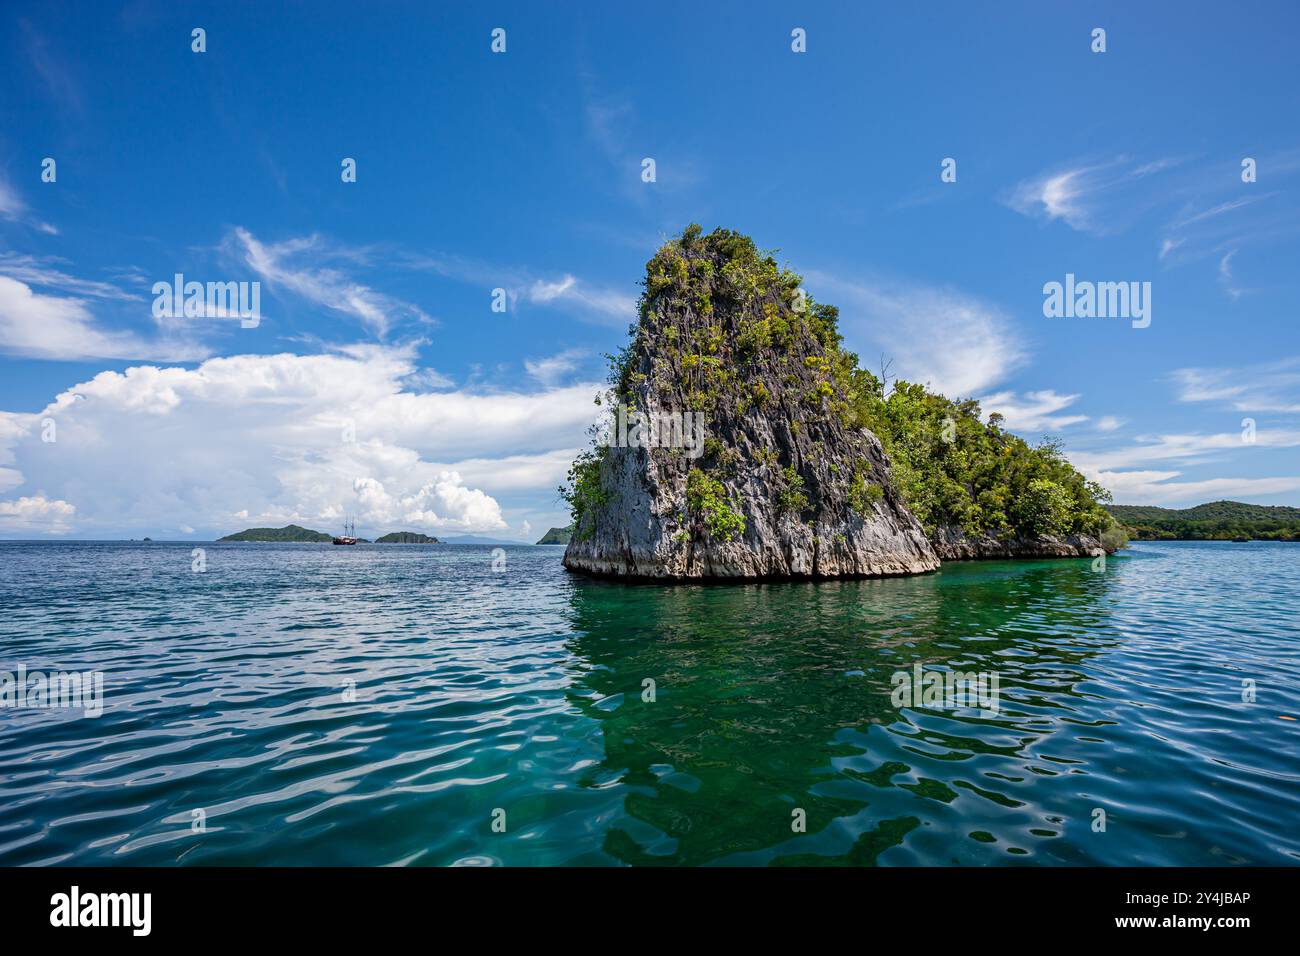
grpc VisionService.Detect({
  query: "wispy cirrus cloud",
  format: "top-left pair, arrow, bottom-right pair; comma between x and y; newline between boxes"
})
979,390 -> 1088,432
1172,195 -> 1264,229
19,18 -> 83,114
403,251 -> 636,325
0,253 -> 140,300
1070,425 -> 1300,506
1155,149 -> 1300,273
229,228 -> 434,338
1007,152 -> 1300,301
580,72 -> 702,201
806,270 -> 1026,398
1218,250 -> 1243,299
525,348 -> 590,387
0,177 -> 58,235
974,393 -> 1124,436
1004,156 -> 1182,235
1070,362 -> 1300,504
1158,190 -> 1289,270
1007,167 -> 1094,230
1090,470 -> 1300,507
1070,428 -> 1300,474
523,274 -> 636,321
1171,358 -> 1300,413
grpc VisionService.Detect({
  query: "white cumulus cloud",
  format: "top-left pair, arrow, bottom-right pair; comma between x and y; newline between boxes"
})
0,344 -> 601,538
0,495 -> 76,534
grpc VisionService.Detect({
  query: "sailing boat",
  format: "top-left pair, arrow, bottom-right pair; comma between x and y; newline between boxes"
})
332,517 -> 359,546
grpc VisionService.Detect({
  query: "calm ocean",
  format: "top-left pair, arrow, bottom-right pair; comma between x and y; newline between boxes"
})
0,540 -> 1296,866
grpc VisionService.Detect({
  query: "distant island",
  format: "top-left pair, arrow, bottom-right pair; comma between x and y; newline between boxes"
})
218,525 -> 448,543
536,526 -> 573,545
374,531 -> 441,544
1108,501 -> 1300,541
438,534 -> 529,546
219,524 -> 332,542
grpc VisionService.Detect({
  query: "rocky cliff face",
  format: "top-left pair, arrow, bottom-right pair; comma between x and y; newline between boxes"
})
563,227 -> 939,580
931,526 -> 1103,561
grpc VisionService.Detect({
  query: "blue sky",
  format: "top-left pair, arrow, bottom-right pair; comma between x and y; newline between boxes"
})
2,1 -> 1299,539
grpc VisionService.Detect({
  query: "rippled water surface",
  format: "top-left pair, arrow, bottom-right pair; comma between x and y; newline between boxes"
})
0,540 -> 1296,866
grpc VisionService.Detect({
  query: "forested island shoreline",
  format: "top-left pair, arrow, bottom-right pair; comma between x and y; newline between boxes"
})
217,525 -> 440,544
1106,501 -> 1300,541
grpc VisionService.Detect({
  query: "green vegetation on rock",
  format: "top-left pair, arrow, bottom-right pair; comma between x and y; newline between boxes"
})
559,449 -> 611,542
847,463 -> 885,515
777,465 -> 810,516
685,468 -> 746,541
836,377 -> 1117,543
375,531 -> 441,544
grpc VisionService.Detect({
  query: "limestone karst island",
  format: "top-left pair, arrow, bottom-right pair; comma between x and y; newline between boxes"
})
561,226 -> 1126,580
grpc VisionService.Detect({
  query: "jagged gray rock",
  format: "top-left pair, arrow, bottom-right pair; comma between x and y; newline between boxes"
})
563,228 -> 939,580
563,433 -> 939,580
931,526 -> 1104,561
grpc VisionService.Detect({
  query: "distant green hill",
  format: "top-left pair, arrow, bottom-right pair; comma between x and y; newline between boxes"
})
1107,501 -> 1300,541
218,524 -> 332,542
536,525 -> 573,545
375,531 -> 441,544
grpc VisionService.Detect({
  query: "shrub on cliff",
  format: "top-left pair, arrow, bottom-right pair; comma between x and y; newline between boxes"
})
686,468 -> 747,541
560,448 -> 609,541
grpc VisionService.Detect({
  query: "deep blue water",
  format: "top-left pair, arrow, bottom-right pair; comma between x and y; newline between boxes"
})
0,539 -> 1296,866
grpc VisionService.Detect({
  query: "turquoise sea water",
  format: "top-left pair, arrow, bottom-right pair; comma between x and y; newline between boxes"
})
0,540 -> 1296,866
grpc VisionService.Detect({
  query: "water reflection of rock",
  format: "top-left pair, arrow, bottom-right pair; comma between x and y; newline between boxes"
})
563,560 -> 1118,866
